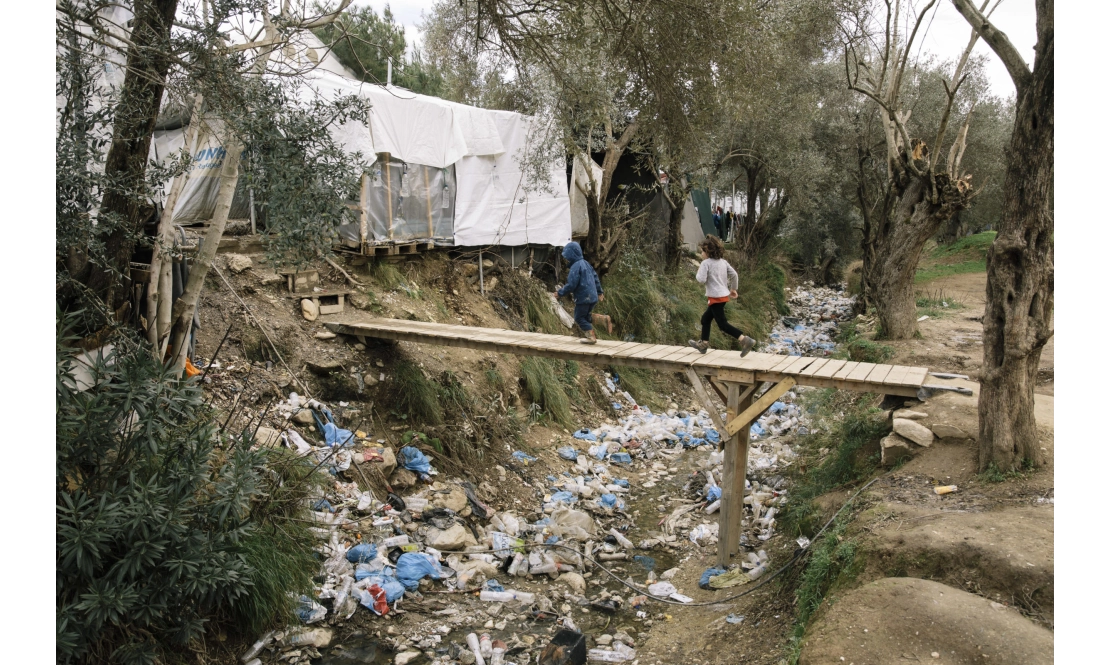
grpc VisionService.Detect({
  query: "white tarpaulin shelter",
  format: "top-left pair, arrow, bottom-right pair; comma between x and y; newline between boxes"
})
147,29 -> 571,248
453,110 -> 571,247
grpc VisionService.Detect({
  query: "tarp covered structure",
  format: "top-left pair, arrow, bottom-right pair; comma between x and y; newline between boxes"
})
150,30 -> 571,249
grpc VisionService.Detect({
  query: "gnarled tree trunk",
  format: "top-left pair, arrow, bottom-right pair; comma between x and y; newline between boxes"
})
79,0 -> 179,318
953,0 -> 1054,471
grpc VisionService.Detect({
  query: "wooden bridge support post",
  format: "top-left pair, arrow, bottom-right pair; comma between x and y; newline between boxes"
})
717,381 -> 754,567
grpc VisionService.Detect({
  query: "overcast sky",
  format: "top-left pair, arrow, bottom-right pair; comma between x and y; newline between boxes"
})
353,0 -> 1037,98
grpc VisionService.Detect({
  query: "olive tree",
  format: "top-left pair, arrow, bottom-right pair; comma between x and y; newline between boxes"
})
952,0 -> 1053,472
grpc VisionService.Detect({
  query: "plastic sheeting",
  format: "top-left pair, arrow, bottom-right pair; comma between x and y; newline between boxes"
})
453,111 -> 572,247
362,157 -> 455,243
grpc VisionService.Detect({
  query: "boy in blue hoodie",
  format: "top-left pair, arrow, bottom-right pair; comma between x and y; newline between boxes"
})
554,241 -> 604,344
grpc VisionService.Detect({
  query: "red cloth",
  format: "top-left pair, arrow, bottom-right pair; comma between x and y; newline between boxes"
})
707,296 -> 730,305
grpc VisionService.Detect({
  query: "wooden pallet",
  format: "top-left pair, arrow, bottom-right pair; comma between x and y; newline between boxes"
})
363,241 -> 436,257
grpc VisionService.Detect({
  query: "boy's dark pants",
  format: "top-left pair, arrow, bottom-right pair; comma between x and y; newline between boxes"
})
574,302 -> 596,332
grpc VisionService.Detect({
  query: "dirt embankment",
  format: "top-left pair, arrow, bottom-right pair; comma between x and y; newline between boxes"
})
798,269 -> 1054,664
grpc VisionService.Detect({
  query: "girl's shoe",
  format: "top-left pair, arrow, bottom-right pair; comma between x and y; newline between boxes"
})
739,335 -> 755,357
688,339 -> 710,354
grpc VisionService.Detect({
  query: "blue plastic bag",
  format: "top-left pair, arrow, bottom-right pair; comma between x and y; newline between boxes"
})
484,579 -> 505,592
769,401 -> 786,414
750,422 -> 766,437
323,421 -> 355,447
699,567 -> 727,589
705,429 -> 722,444
512,451 -> 537,463
612,479 -> 630,488
395,552 -> 444,590
597,493 -> 625,511
609,452 -> 632,465
399,446 -> 432,475
550,491 -> 577,505
633,555 -> 656,572
346,543 -> 378,564
557,446 -> 579,461
313,498 -> 334,512
573,428 -> 597,442
295,595 -> 326,623
380,575 -> 406,602
706,486 -> 722,502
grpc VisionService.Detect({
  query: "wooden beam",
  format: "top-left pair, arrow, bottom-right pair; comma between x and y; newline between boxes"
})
725,377 -> 797,436
685,368 -> 728,436
708,378 -> 728,402
717,382 -> 753,567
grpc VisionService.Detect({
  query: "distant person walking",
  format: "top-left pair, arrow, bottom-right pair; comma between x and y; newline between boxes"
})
712,206 -> 723,237
688,235 -> 755,356
555,241 -> 606,344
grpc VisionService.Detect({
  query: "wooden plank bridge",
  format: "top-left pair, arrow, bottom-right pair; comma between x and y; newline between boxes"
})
327,318 -> 932,566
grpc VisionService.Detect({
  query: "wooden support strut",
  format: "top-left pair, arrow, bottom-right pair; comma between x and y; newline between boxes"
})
717,381 -> 753,567
685,368 -> 728,436
725,377 -> 797,437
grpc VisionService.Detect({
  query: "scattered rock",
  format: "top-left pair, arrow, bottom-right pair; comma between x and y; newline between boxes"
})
349,293 -> 370,310
595,635 -> 613,646
892,418 -> 935,447
430,485 -> 469,513
485,276 -> 499,290
315,330 -> 337,340
363,446 -> 397,476
458,648 -> 476,664
301,298 -> 319,321
930,423 -> 972,440
292,409 -> 315,425
425,524 -> 477,551
462,263 -> 479,276
226,254 -> 253,274
307,359 -> 344,375
253,426 -> 282,448
363,373 -> 380,387
880,433 -> 916,467
482,259 -> 494,268
390,468 -> 417,490
354,343 -> 366,351
558,572 -> 587,595
893,409 -> 928,420
395,651 -> 422,665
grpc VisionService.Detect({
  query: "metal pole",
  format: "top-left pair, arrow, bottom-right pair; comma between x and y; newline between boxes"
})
248,187 -> 256,235
387,58 -> 392,87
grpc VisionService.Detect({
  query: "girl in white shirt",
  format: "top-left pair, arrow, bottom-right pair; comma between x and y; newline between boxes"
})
688,236 -> 756,356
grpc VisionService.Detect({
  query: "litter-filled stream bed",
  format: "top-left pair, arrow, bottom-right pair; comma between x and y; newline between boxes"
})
245,284 -> 854,665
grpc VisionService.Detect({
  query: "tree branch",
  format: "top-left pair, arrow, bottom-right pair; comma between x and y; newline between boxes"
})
950,0 -> 1032,89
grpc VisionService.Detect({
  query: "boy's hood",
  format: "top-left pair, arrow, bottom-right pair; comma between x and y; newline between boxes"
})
562,241 -> 584,262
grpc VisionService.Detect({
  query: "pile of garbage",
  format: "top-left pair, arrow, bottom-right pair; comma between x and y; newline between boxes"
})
762,283 -> 855,356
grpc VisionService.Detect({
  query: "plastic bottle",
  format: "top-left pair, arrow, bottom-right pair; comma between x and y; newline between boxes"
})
480,633 -> 493,659
480,590 -> 516,602
382,535 -> 410,548
466,633 -> 486,665
704,499 -> 721,514
241,631 -> 275,662
508,552 -> 528,576
748,563 -> 767,581
609,528 -> 634,549
490,647 -> 506,665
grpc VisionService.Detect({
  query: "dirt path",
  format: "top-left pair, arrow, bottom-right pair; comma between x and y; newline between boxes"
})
883,271 -> 1054,395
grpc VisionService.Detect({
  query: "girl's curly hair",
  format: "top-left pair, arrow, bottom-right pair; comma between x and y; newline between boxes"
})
699,235 -> 724,260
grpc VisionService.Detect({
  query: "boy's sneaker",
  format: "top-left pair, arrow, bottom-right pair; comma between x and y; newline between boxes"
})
688,339 -> 710,354
580,336 -> 597,345
739,335 -> 755,357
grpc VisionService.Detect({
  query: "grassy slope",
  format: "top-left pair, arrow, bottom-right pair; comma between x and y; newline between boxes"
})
914,231 -> 995,283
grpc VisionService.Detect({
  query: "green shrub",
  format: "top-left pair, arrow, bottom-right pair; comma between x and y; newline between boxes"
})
836,321 -> 895,363
520,357 -> 573,428
56,325 -> 313,664
392,359 -> 443,424
779,391 -> 888,537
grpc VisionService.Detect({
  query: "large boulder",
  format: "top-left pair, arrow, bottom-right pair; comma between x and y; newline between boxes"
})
390,468 -> 417,490
301,298 -> 319,322
253,426 -> 282,448
880,433 -> 916,467
893,418 -> 935,447
226,253 -> 253,274
931,423 -> 973,440
425,524 -> 477,551
362,446 -> 396,477
800,578 -> 1052,665
429,484 -> 469,513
